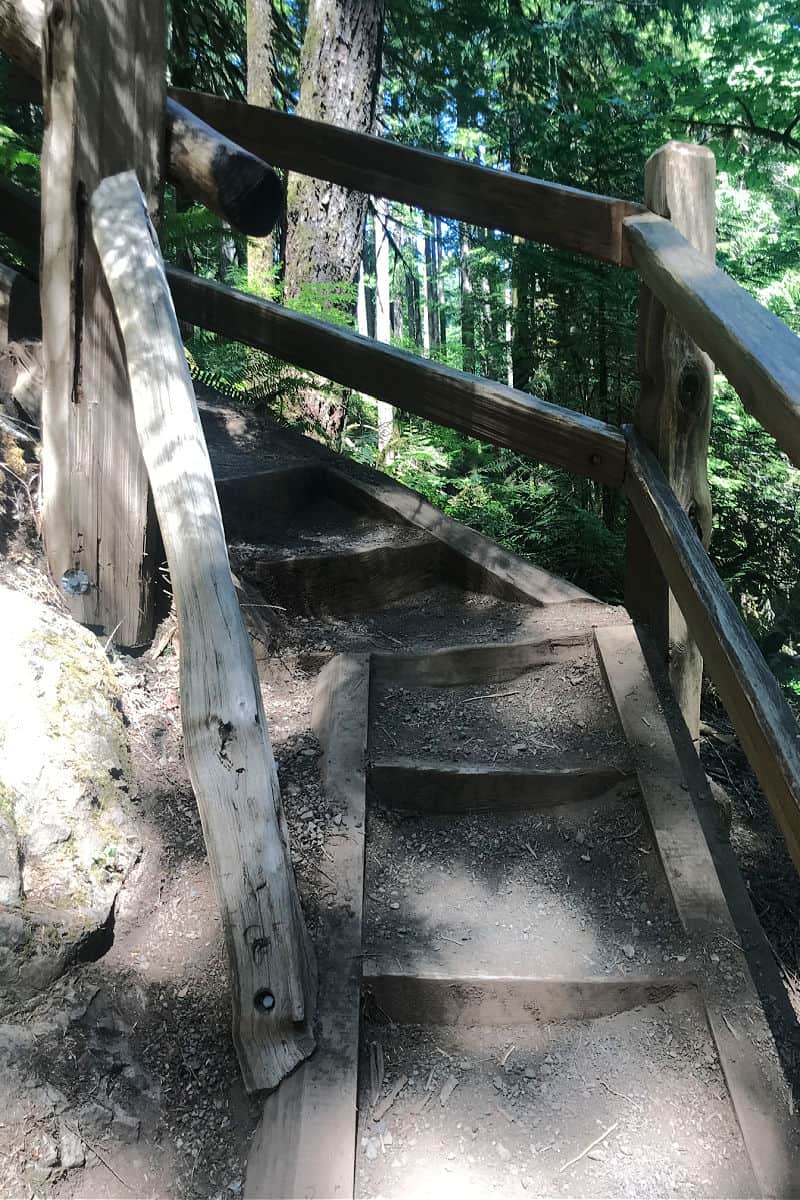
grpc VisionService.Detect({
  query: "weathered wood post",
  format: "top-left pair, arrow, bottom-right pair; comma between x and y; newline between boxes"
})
625,141 -> 716,743
40,0 -> 166,646
91,170 -> 316,1092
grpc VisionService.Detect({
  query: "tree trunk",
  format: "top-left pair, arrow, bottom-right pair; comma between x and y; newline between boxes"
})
460,223 -> 475,374
374,197 -> 394,462
435,216 -> 447,347
283,0 -> 384,440
418,229 -> 431,354
40,0 -> 165,647
424,226 -> 438,350
284,0 -> 384,297
246,0 -> 276,293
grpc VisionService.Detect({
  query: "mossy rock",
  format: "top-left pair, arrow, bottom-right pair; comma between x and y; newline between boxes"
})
0,585 -> 140,998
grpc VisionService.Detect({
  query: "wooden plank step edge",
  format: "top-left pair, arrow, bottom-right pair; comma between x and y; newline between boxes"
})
368,758 -> 633,814
371,633 -> 591,687
244,653 -> 370,1200
595,623 -> 800,1198
361,965 -> 691,1024
324,464 -> 595,607
235,537 -> 445,617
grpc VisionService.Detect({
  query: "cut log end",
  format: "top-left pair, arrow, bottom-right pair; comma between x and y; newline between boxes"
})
215,149 -> 283,237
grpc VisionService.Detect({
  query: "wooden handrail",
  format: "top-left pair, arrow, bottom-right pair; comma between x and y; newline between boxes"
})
166,267 -> 626,486
624,212 -> 800,468
170,88 -> 645,268
625,426 -> 800,873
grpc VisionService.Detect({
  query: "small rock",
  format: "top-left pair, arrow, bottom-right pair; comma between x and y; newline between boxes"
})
0,910 -> 26,949
580,853 -> 591,863
383,1131 -> 393,1146
364,1138 -> 379,1161
227,1181 -> 243,1195
575,831 -> 586,845
32,1130 -> 59,1167
496,1142 -> 512,1163
622,943 -> 635,960
492,1075 -> 505,1090
22,1164 -> 53,1187
59,1122 -> 85,1170
618,1144 -> 633,1156
389,901 -> 400,910
587,1148 -> 606,1162
111,1106 -> 140,1144
76,1101 -> 113,1138
524,1067 -> 537,1079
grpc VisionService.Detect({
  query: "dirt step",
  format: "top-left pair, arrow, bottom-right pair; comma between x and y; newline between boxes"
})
356,991 -> 759,1199
362,792 -> 685,978
368,758 -> 633,814
369,656 -> 628,772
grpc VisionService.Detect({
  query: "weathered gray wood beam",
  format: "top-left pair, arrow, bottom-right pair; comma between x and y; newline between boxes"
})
167,268 -> 627,486
624,209 -> 800,469
91,169 -> 316,1091
625,142 -> 716,742
40,0 -> 165,645
624,427 -> 800,875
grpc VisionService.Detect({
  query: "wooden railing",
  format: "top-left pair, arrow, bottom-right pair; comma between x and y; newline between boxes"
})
1,92 -> 800,879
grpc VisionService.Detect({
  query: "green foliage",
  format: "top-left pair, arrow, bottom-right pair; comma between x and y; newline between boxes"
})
709,384 -> 800,675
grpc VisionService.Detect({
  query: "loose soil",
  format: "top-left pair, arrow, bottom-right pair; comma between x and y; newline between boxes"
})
1,396 -> 797,1199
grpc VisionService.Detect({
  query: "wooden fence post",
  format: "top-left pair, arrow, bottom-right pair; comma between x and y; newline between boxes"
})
40,0 -> 166,646
625,141 -> 716,743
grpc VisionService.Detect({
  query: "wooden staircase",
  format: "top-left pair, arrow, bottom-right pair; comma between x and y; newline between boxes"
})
203,400 -> 799,1200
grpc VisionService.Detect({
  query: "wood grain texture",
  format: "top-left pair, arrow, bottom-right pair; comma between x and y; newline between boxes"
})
170,89 -> 645,266
0,0 -> 283,236
626,143 -> 716,742
595,622 -> 799,1198
0,261 -> 40,344
625,428 -> 800,875
40,0 -> 165,645
325,466 -> 594,606
166,268 -> 627,486
624,209 -> 800,468
368,758 -> 632,813
371,634 -> 590,688
246,654 -> 370,1200
91,171 -> 316,1091
362,967 -> 687,1025
0,174 -> 40,258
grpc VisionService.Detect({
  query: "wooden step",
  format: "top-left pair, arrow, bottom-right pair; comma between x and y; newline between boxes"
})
234,535 -> 445,615
362,963 -> 689,1023
371,632 -> 591,687
368,757 -> 632,813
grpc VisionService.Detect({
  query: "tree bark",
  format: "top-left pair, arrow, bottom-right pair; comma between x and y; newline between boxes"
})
374,197 -> 395,462
40,0 -> 165,647
283,0 -> 384,441
92,171 -> 316,1092
284,0 -> 384,298
246,0 -> 277,291
460,223 -> 475,374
